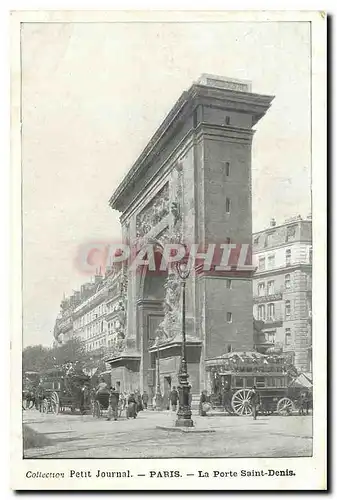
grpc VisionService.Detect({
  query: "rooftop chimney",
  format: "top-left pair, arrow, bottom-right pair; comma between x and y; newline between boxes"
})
270,218 -> 276,227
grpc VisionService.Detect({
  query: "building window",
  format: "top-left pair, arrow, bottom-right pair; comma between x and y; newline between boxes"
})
225,162 -> 230,177
286,248 -> 291,266
259,257 -> 265,271
256,376 -> 266,388
285,328 -> 291,345
267,303 -> 275,321
225,198 -> 231,214
227,312 -> 233,323
193,109 -> 198,128
267,280 -> 275,295
267,254 -> 275,269
253,235 -> 260,245
258,304 -> 265,321
309,247 -> 312,264
264,232 -> 274,248
285,274 -> 291,290
258,282 -> 265,296
285,300 -> 291,319
225,115 -> 230,125
226,279 -> 232,289
286,225 -> 297,242
266,330 -> 276,344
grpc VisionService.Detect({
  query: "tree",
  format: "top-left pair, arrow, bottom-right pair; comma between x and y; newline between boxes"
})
23,337 -> 107,375
51,337 -> 88,370
22,345 -> 55,374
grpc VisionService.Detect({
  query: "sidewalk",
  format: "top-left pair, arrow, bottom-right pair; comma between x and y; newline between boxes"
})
23,409 -> 312,459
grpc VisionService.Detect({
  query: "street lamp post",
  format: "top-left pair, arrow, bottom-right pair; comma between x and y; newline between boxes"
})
154,337 -> 163,410
175,261 -> 194,428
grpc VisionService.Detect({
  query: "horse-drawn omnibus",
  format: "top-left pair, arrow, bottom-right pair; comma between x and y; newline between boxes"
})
38,366 -> 91,415
206,351 -> 312,416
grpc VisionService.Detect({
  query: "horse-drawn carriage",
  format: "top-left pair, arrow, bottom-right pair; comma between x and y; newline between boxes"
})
37,366 -> 92,415
92,391 -> 110,418
206,351 -> 312,416
92,390 -> 128,418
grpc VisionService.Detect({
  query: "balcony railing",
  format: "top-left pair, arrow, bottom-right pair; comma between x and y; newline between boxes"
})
253,292 -> 283,303
257,315 -> 284,325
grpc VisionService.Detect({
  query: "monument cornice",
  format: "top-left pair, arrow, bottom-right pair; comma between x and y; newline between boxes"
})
109,83 -> 274,213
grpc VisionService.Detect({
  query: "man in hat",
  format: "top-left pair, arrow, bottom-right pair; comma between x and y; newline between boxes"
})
107,387 -> 120,421
142,390 -> 149,410
250,385 -> 260,420
169,386 -> 179,412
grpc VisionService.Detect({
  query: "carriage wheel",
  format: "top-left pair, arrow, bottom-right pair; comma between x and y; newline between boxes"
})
231,389 -> 253,416
22,398 -> 28,410
277,397 -> 294,416
93,400 -> 101,418
28,399 -> 34,409
50,392 -> 60,414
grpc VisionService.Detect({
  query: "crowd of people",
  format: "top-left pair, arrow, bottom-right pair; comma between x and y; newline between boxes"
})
94,377 -> 151,421
90,377 -> 312,421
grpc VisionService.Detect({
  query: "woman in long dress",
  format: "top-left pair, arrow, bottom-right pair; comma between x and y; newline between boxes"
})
127,393 -> 137,419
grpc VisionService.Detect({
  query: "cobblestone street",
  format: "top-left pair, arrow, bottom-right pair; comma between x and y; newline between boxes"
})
23,409 -> 312,459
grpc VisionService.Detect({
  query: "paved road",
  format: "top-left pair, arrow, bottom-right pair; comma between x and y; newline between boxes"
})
23,409 -> 312,459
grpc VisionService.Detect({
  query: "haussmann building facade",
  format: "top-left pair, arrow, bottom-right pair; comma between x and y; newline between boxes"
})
105,74 -> 274,402
252,215 -> 312,374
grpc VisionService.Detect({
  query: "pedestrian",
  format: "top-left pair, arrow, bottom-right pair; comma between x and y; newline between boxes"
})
142,391 -> 149,410
118,391 -> 126,417
107,386 -> 119,421
135,390 -> 143,412
250,385 -> 260,420
36,384 -> 45,412
199,390 -> 208,416
80,383 -> 87,414
166,393 -> 170,411
169,386 -> 179,412
127,393 -> 137,419
96,377 -> 109,395
299,390 -> 308,416
223,380 -> 233,414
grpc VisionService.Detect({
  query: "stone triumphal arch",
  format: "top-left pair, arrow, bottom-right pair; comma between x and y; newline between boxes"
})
106,74 -> 273,403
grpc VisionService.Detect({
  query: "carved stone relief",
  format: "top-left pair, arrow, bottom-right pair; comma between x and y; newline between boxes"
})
169,162 -> 183,244
136,184 -> 170,238
108,265 -> 129,355
154,162 -> 185,343
155,270 -> 182,342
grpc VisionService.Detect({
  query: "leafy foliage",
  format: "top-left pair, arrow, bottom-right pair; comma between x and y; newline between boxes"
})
22,345 -> 55,374
22,337 -> 105,375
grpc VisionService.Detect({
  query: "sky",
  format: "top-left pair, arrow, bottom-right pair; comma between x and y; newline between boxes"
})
21,21 -> 311,347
